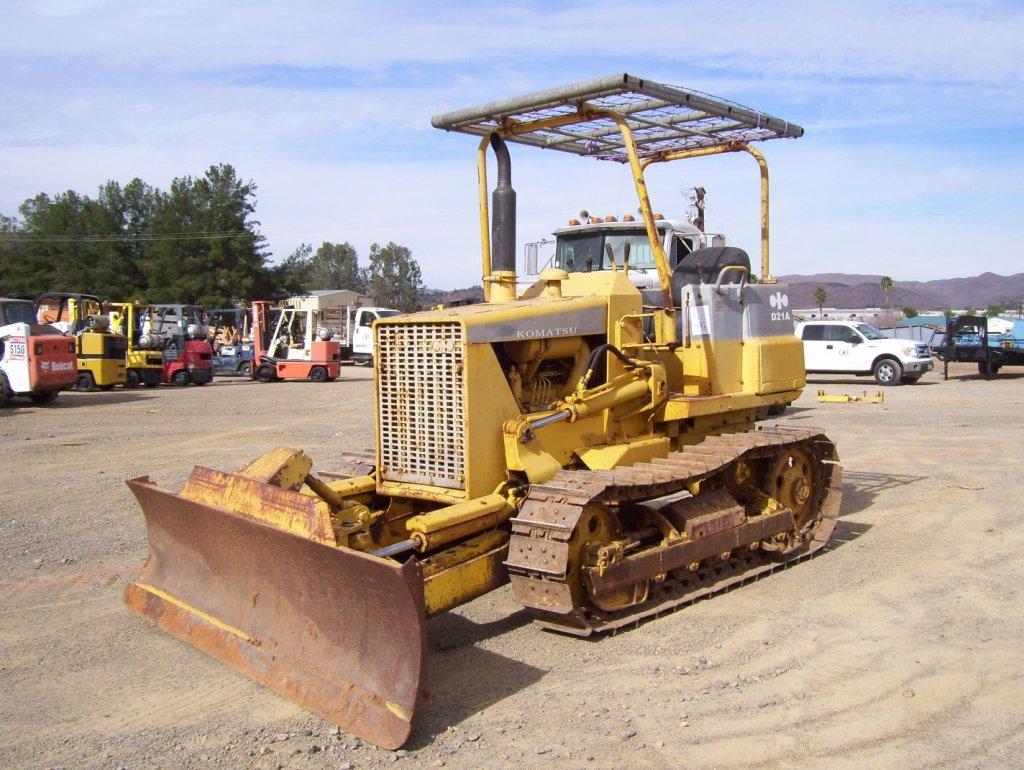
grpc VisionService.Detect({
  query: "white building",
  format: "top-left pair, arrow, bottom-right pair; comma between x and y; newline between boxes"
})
283,289 -> 375,311
793,307 -> 902,324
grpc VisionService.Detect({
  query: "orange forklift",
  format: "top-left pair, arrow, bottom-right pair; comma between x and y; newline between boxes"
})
250,300 -> 341,382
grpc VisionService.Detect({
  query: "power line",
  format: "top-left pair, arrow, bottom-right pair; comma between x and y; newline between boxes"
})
0,230 -> 254,243
0,214 -> 477,244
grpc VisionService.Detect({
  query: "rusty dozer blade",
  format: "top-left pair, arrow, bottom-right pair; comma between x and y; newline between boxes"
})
123,475 -> 427,750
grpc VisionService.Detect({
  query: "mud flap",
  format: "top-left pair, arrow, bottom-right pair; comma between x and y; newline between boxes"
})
123,476 -> 427,750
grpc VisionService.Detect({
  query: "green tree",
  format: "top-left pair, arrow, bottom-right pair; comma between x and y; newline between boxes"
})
0,164 -> 296,305
367,242 -> 423,312
880,275 -> 893,308
0,214 -> 28,295
813,286 -> 826,315
902,306 -> 919,318
279,241 -> 367,293
142,164 -> 271,306
9,189 -> 132,297
986,304 -> 1004,317
943,308 -> 954,318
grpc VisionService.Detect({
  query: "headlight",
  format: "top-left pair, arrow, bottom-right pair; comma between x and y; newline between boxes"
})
902,346 -> 916,357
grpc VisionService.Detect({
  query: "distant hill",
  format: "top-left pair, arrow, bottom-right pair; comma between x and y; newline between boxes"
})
775,272 -> 1024,311
420,272 -> 1024,312
419,285 -> 484,307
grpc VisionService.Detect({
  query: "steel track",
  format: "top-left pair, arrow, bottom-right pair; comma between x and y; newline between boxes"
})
505,427 -> 842,636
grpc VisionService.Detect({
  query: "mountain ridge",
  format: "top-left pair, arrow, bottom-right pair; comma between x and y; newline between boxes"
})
421,272 -> 1024,312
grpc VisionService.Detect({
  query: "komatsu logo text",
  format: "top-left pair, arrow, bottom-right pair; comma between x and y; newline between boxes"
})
516,326 -> 577,340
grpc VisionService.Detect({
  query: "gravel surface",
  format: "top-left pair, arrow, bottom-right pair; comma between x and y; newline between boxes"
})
2,362 -> 1023,769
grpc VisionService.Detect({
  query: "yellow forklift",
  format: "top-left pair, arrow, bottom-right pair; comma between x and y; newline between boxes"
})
36,292 -> 126,391
107,301 -> 166,388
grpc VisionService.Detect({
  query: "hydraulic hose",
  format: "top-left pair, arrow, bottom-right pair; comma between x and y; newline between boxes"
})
578,343 -> 646,391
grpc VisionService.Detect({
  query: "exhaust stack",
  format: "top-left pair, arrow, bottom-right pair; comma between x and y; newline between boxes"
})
487,134 -> 517,302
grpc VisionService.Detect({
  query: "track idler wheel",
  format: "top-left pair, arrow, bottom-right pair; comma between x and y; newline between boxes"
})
764,446 -> 817,530
567,504 -> 649,613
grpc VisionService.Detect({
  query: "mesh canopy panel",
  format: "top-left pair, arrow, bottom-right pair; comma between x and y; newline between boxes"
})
431,73 -> 802,162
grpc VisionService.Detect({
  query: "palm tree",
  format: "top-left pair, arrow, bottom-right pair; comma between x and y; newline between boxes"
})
880,275 -> 893,308
813,287 -> 826,316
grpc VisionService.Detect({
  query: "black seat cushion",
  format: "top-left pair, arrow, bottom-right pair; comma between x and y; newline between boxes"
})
671,246 -> 750,301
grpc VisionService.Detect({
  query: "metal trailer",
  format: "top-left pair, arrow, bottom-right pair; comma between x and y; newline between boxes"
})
934,314 -> 1024,378
878,324 -> 944,345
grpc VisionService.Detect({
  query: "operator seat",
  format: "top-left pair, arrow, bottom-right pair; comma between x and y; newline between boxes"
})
671,246 -> 750,302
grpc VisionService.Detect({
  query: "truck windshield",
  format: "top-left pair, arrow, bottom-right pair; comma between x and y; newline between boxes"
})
555,229 -> 659,272
1,301 -> 36,325
376,310 -> 401,318
856,323 -> 887,340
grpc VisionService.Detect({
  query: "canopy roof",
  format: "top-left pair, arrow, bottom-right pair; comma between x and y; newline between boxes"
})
431,73 -> 803,163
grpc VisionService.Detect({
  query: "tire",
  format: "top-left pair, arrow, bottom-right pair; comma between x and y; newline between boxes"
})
74,372 -> 95,392
30,390 -> 59,404
309,366 -> 328,383
873,357 -> 903,386
978,361 -> 1001,376
172,370 -> 191,387
901,375 -> 922,384
256,363 -> 276,383
0,372 -> 10,407
125,370 -> 140,389
238,361 -> 252,378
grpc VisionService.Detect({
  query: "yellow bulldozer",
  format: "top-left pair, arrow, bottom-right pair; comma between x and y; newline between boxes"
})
124,74 -> 842,749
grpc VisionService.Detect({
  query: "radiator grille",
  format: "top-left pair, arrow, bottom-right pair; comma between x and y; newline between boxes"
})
376,322 -> 466,489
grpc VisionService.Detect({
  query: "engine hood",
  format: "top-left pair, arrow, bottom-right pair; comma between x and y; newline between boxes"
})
381,294 -> 607,344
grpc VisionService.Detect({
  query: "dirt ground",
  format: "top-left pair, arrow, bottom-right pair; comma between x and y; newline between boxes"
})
2,362 -> 1023,770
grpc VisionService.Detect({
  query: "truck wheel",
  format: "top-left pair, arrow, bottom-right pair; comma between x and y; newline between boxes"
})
74,372 -> 95,392
256,363 -> 277,383
978,361 -> 1001,376
125,370 -> 140,388
172,370 -> 191,387
873,357 -> 903,386
238,361 -> 252,378
0,372 -> 10,407
309,366 -> 328,382
30,390 -> 59,404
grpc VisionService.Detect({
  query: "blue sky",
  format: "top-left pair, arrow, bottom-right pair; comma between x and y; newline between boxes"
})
2,0 -> 1022,288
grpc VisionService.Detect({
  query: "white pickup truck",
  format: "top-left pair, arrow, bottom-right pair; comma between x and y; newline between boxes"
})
796,320 -> 934,385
